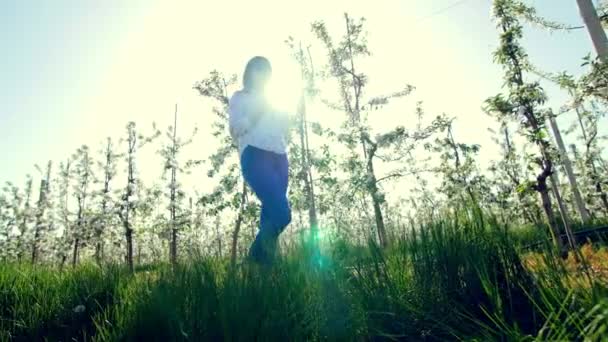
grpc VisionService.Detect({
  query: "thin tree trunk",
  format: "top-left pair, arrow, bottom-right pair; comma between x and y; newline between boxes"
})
447,125 -> 479,207
503,126 -> 539,225
170,105 -> 178,267
596,176 -> 608,213
31,179 -> 47,264
72,237 -> 79,267
305,46 -> 320,233
498,14 -> 564,251
215,216 -> 222,259
125,226 -> 133,270
122,177 -> 133,271
356,195 -> 371,245
365,146 -> 387,247
297,45 -> 319,239
573,103 -> 608,213
123,126 -> 136,273
538,178 -> 565,253
72,200 -> 84,268
300,98 -> 319,232
17,179 -> 33,262
549,174 -> 577,251
231,183 -> 247,266
548,114 -> 590,222
60,160 -> 71,268
536,144 -> 567,253
343,14 -> 387,247
95,236 -> 103,266
188,197 -> 194,257
74,149 -> 90,267
96,139 -> 113,266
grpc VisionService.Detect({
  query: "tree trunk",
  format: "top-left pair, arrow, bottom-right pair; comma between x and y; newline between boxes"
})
31,179 -> 47,264
170,105 -> 179,267
301,114 -> 319,232
548,115 -> 590,223
498,13 -> 565,251
73,149 -> 90,267
72,237 -> 79,267
549,174 -> 577,250
572,103 -> 608,214
60,254 -> 67,270
503,126 -> 540,225
215,216 -> 222,258
60,160 -> 71,267
124,221 -> 134,273
96,139 -> 113,266
588,159 -> 608,214
365,146 -> 387,247
95,241 -> 104,266
123,192 -> 134,273
531,116 -> 565,252
17,180 -> 33,263
124,127 -> 136,273
94,233 -> 103,266
371,193 -> 387,247
170,224 -> 177,266
447,125 -> 481,213
123,217 -> 134,272
297,49 -> 320,240
72,203 -> 83,267
538,179 -> 565,253
343,14 -> 386,247
576,0 -> 608,61
597,178 -> 608,213
231,183 -> 247,266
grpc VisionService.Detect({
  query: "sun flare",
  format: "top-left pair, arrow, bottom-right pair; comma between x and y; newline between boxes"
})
266,74 -> 303,116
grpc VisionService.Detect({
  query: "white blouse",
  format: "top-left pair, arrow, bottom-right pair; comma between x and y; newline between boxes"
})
228,90 -> 290,156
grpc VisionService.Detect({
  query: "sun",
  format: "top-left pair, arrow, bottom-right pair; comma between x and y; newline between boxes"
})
265,61 -> 303,116
266,79 -> 302,115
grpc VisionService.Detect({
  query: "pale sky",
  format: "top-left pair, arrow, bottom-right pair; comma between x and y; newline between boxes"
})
0,0 -> 604,196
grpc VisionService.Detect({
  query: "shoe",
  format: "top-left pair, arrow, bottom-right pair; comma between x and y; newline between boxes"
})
248,232 -> 278,266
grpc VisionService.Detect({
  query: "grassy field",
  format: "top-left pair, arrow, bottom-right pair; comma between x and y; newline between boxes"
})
1,215 -> 608,341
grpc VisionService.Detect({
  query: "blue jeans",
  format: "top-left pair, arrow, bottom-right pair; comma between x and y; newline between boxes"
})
240,145 -> 291,264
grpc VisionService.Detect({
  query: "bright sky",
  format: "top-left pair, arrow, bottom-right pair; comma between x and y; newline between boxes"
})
0,0 -> 604,195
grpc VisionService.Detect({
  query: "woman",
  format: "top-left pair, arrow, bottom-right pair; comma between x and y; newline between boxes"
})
228,56 -> 292,265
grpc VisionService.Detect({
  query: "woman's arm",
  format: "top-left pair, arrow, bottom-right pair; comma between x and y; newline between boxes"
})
228,91 -> 266,140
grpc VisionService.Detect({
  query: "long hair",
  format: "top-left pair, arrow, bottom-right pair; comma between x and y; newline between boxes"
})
243,56 -> 272,92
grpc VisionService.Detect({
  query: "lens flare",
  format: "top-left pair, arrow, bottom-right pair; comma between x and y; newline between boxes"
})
266,73 -> 302,115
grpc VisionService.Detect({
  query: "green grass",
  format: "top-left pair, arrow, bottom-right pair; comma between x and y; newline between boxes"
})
510,217 -> 608,249
0,263 -> 127,341
1,213 -> 607,341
